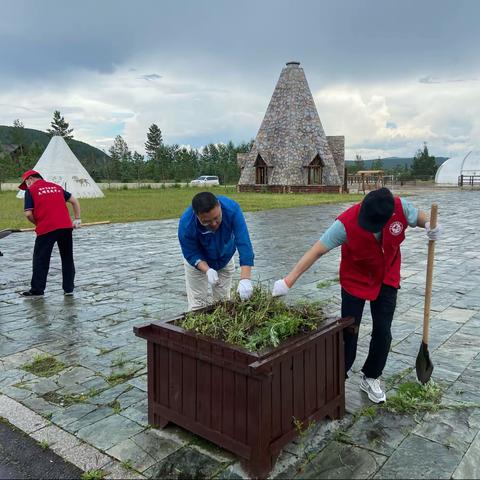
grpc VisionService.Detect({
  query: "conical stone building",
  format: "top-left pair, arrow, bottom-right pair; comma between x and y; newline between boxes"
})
238,61 -> 344,193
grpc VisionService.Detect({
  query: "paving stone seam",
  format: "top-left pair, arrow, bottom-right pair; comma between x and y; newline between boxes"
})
0,393 -> 146,479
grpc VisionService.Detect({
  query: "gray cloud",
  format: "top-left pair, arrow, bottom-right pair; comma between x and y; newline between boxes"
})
1,0 -> 480,83
139,74 -> 163,81
1,0 -> 480,157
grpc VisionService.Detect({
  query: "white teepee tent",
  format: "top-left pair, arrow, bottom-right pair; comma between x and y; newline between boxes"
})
17,136 -> 104,198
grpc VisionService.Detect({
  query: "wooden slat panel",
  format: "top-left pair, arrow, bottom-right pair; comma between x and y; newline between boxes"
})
292,351 -> 305,421
182,335 -> 196,419
304,345 -> 316,417
270,363 -> 282,440
211,345 -> 224,432
196,339 -> 212,427
234,372 -> 247,443
168,332 -> 182,412
222,349 -> 235,438
325,335 -> 334,402
147,342 -> 155,424
333,332 -> 339,396
316,338 -> 326,409
246,377 -> 261,448
159,345 -> 169,407
280,356 -> 293,434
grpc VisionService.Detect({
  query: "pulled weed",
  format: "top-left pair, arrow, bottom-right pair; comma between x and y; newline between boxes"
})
178,286 -> 325,352
383,381 -> 443,415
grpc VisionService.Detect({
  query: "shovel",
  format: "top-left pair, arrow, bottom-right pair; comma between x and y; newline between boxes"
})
415,203 -> 438,384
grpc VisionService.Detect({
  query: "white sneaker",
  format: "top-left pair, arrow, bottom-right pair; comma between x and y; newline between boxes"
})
360,374 -> 386,403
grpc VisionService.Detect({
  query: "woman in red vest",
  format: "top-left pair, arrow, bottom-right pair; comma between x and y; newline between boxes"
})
18,170 -> 81,297
272,188 -> 441,403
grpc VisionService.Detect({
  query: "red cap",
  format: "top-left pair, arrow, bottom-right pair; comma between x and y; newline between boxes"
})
18,170 -> 41,190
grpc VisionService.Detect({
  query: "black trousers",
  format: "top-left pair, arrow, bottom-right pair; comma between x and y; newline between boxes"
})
342,284 -> 398,379
31,228 -> 75,294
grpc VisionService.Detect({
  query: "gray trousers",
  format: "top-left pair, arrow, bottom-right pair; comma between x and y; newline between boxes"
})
183,258 -> 235,311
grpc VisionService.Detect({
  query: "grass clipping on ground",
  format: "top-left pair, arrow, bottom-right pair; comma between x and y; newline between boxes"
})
177,286 -> 326,352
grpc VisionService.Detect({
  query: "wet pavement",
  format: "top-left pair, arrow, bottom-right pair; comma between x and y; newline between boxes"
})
0,188 -> 479,479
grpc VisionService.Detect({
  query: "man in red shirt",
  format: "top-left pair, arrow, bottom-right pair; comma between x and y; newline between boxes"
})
18,170 -> 82,297
272,188 -> 442,403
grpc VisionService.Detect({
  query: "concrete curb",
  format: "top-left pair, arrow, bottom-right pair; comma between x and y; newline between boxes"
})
0,394 -> 145,479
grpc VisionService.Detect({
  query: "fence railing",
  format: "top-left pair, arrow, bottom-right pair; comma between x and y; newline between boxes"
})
458,175 -> 480,187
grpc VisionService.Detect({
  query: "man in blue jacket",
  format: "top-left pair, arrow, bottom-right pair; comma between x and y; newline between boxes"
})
178,191 -> 255,310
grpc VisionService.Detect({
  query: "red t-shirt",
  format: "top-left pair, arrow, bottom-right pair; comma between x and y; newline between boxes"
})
25,180 -> 73,235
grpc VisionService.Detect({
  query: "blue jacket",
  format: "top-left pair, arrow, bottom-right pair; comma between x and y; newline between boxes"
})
178,196 -> 255,271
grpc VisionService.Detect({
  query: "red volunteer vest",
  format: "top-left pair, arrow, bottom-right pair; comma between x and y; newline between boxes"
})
28,180 -> 73,236
337,197 -> 408,301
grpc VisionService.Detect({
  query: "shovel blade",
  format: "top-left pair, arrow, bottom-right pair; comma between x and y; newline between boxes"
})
416,341 -> 434,384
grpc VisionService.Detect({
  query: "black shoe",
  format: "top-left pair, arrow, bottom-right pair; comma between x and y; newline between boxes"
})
64,291 -> 74,296
21,290 -> 44,297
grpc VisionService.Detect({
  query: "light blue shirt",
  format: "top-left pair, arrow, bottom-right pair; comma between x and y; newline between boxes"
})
319,198 -> 418,251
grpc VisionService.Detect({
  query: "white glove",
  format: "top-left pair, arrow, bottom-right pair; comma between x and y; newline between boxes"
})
272,279 -> 290,297
425,222 -> 441,241
73,218 -> 81,229
206,268 -> 219,286
237,279 -> 253,300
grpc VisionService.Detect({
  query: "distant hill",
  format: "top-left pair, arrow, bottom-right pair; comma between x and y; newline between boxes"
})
346,156 -> 449,170
0,125 -> 109,178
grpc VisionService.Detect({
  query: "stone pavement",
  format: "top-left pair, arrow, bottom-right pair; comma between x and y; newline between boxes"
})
0,188 -> 479,479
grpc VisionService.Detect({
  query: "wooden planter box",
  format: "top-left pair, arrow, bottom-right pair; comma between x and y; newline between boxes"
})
134,313 -> 354,478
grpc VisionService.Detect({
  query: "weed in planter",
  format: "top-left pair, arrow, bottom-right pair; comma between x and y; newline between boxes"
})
178,286 -> 326,351
22,354 -> 66,377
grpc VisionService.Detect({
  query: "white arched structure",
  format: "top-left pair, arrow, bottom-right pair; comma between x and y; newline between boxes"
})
435,151 -> 480,185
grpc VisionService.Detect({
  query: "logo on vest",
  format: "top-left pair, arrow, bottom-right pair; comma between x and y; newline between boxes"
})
389,221 -> 403,236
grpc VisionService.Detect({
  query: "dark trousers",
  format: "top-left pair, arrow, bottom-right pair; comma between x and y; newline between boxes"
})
31,228 -> 75,294
342,284 -> 398,379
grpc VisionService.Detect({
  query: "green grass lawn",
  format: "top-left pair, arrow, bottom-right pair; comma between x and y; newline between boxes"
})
0,186 -> 363,230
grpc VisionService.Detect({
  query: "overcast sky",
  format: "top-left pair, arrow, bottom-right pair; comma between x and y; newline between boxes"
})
1,0 -> 479,159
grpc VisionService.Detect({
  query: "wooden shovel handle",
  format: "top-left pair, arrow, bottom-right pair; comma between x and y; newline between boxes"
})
18,221 -> 110,232
423,204 -> 438,343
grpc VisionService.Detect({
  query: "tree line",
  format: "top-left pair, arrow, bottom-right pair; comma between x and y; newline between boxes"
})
0,111 -> 252,186
1,110 -> 439,187
347,143 -> 439,180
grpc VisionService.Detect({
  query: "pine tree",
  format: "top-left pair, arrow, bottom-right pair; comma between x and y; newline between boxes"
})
411,143 -> 437,178
109,135 -> 132,181
145,124 -> 163,158
12,119 -> 25,155
47,110 -> 74,140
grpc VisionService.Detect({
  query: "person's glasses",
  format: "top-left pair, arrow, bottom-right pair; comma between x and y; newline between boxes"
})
198,210 -> 222,227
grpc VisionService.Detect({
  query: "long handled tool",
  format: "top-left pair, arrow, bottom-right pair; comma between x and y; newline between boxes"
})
12,221 -> 111,232
415,203 -> 438,384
